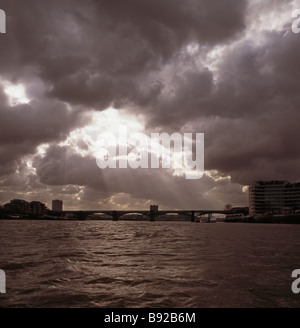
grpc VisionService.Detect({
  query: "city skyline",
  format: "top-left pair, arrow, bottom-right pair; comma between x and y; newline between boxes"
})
1,1 -> 300,211
3,178 -> 300,213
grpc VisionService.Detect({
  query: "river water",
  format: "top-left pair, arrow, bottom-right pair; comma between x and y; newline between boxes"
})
0,220 -> 300,308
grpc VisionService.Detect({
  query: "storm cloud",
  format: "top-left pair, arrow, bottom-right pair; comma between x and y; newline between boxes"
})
0,0 -> 299,210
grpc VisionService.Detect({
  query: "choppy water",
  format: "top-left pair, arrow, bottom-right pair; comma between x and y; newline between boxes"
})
0,220 -> 300,308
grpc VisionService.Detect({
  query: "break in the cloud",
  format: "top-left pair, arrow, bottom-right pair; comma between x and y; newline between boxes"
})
0,0 -> 299,210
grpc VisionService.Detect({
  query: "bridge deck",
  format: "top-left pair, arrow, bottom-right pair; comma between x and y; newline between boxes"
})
59,210 -> 229,215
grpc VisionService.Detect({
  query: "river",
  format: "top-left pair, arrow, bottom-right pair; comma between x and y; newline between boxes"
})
0,220 -> 299,308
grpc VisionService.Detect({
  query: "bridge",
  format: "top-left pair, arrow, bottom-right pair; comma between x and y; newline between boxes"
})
50,209 -> 241,222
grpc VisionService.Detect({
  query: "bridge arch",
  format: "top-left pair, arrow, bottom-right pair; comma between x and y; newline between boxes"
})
155,212 -> 191,221
91,212 -> 114,220
118,213 -> 145,220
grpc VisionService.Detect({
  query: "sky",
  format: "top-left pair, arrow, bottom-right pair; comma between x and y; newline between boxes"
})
0,0 -> 300,210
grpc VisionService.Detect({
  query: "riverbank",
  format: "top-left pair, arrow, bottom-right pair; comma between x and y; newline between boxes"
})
225,213 -> 300,224
2,213 -> 300,224
254,214 -> 300,224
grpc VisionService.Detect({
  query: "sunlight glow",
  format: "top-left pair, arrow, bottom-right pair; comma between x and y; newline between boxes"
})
57,107 -> 204,179
37,144 -> 50,157
3,81 -> 30,106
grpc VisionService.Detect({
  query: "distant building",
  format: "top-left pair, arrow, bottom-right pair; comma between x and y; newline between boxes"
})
3,199 -> 47,216
150,205 -> 159,212
249,181 -> 300,215
52,200 -> 63,212
30,201 -> 47,216
4,199 -> 30,214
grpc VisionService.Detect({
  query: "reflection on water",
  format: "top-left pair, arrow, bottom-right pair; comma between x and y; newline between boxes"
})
0,221 -> 300,308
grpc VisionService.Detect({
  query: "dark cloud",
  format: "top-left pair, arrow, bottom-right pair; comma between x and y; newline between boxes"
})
0,0 -> 299,209
193,31 -> 300,184
0,0 -> 247,108
0,85 -> 83,177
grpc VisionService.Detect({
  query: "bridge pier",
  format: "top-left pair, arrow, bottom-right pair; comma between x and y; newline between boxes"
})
112,211 -> 119,221
149,210 -> 155,222
191,211 -> 195,222
208,213 -> 212,222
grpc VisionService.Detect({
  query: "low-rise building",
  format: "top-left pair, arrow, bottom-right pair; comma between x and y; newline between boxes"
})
30,201 -> 47,216
4,199 -> 30,214
3,199 -> 48,216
